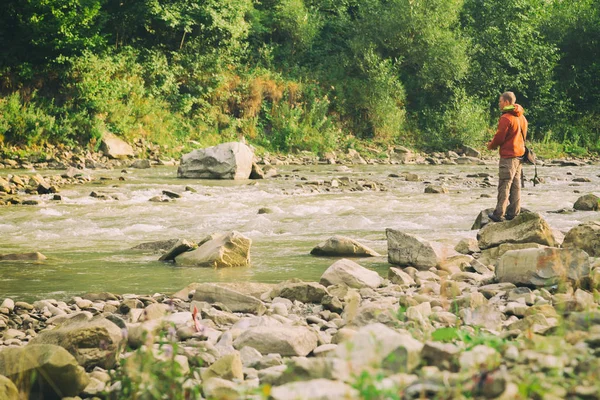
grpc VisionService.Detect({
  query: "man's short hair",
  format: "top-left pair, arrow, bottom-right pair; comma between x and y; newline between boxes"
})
501,91 -> 516,104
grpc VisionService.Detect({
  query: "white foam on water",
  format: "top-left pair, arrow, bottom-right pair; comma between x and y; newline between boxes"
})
38,208 -> 65,217
122,224 -> 166,234
0,224 -> 17,233
33,230 -> 62,240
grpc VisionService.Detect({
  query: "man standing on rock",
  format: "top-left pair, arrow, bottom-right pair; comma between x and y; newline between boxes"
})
487,91 -> 528,222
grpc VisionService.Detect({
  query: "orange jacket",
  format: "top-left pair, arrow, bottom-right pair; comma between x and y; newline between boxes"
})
487,104 -> 527,158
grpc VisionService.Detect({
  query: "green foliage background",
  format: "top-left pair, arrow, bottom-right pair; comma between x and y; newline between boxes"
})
0,0 -> 598,155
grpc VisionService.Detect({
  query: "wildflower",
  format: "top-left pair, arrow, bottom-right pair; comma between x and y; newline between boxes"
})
162,344 -> 173,358
167,325 -> 177,341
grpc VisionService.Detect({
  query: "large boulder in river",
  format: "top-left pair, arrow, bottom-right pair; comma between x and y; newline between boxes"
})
175,231 -> 251,268
386,229 -> 450,269
158,239 -> 196,262
477,212 -> 557,250
320,259 -> 383,289
192,283 -> 265,314
496,247 -> 590,287
30,316 -> 124,369
310,235 -> 381,257
177,142 -> 254,179
100,132 -> 134,159
573,193 -> 599,211
0,344 -> 89,398
563,222 -> 600,257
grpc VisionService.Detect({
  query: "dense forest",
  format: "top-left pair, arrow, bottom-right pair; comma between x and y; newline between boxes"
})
0,0 -> 598,156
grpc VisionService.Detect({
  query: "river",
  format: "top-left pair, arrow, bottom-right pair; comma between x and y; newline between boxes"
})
1,162 -> 598,301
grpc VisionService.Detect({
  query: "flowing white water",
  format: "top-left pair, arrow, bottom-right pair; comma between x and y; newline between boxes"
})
1,163 -> 598,301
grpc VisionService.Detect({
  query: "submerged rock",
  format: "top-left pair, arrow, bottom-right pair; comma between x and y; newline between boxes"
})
0,252 -> 46,261
158,239 -> 196,262
310,235 -> 381,257
573,193 -> 599,211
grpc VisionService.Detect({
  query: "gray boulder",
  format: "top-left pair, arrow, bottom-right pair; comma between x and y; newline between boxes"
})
461,145 -> 481,158
455,238 -> 480,255
387,229 -> 449,269
130,159 -> 151,169
496,247 -> 590,287
100,132 -> 134,159
271,379 -> 359,400
233,326 -> 318,356
388,267 -> 416,286
177,142 -> 254,179
334,323 -> 423,374
390,146 -> 413,163
320,259 -> 383,289
0,344 -> 89,398
272,281 -> 329,303
574,194 -> 599,211
0,375 -> 18,400
424,185 -> 448,194
477,212 -> 557,250
563,221 -> 600,257
130,239 -> 179,252
310,235 -> 381,257
175,231 -> 251,268
158,239 -> 196,262
30,317 -> 124,369
192,283 -> 265,314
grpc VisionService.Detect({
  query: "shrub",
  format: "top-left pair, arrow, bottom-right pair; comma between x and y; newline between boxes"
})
0,92 -> 56,145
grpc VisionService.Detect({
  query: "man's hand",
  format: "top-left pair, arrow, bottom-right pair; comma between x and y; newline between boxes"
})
486,141 -> 494,150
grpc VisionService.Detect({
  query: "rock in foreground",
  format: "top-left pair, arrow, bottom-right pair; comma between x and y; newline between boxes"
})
496,247 -> 591,287
386,229 -> 449,269
0,344 -> 89,398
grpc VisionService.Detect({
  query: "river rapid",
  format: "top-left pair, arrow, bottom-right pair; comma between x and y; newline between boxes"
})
1,162 -> 598,302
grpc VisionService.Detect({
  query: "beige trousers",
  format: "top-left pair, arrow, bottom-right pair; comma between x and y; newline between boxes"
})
493,157 -> 522,218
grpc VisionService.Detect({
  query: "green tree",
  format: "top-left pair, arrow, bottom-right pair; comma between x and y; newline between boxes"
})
541,0 -> 600,148
0,0 -> 105,80
461,0 -> 559,135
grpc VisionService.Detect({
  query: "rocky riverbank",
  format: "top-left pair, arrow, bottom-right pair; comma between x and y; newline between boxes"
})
1,211 -> 599,399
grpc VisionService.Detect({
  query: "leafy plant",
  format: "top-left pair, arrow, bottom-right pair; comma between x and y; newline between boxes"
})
106,329 -> 201,400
